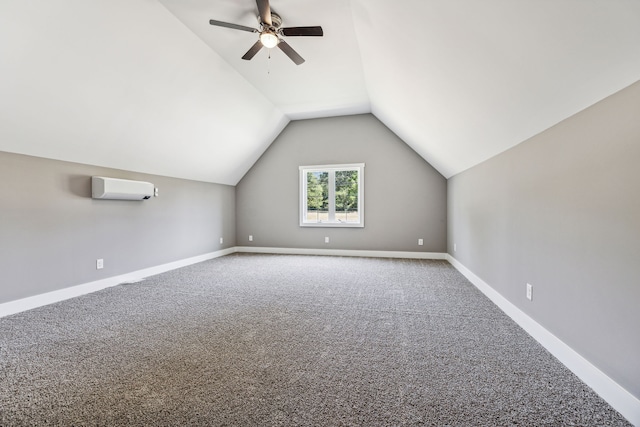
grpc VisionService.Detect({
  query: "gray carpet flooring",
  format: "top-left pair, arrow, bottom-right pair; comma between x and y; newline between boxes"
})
0,254 -> 631,426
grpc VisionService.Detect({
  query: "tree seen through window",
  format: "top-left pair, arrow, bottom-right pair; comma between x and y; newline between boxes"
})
306,171 -> 328,221
300,164 -> 364,227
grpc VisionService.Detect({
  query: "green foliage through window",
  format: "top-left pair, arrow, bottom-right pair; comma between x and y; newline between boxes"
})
300,164 -> 364,227
335,170 -> 358,221
306,171 -> 328,221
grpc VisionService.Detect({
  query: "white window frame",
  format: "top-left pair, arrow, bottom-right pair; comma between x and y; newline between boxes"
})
299,163 -> 365,228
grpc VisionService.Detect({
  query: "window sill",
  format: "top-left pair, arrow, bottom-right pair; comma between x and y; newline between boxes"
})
300,222 -> 364,228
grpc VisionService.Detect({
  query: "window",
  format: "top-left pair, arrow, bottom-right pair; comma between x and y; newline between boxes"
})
299,163 -> 364,227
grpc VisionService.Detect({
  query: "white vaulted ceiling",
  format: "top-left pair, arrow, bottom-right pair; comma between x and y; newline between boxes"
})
1,1 -> 639,184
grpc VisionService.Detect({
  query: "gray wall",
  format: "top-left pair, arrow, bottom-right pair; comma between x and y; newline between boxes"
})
236,114 -> 447,252
0,151 -> 236,304
448,81 -> 640,399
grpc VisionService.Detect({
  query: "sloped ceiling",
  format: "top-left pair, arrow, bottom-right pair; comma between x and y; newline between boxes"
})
1,1 -> 639,185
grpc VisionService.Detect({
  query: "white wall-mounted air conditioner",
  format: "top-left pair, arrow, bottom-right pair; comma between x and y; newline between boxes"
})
92,176 -> 155,201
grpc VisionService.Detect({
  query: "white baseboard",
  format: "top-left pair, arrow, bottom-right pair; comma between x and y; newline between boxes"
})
447,254 -> 640,426
0,247 -> 235,318
0,247 -> 440,318
235,246 -> 448,260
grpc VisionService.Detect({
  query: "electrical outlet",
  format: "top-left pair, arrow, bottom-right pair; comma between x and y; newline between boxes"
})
248,235 -> 253,242
219,237 -> 224,244
418,238 -> 424,246
96,259 -> 104,270
325,236 -> 330,243
454,243 -> 457,252
526,283 -> 533,301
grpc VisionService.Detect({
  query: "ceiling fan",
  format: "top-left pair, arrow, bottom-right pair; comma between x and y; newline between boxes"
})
209,0 -> 323,65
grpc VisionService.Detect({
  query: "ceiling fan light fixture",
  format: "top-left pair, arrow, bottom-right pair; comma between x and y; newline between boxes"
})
260,31 -> 279,48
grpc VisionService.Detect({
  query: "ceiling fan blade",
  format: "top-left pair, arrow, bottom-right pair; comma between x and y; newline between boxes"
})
242,40 -> 264,61
281,26 -> 323,37
277,40 -> 305,65
256,0 -> 272,26
209,19 -> 257,33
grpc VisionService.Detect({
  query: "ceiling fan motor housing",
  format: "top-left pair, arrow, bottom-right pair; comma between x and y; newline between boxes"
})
267,12 -> 282,29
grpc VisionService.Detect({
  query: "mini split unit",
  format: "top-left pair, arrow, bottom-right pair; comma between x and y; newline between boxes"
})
91,176 -> 155,201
